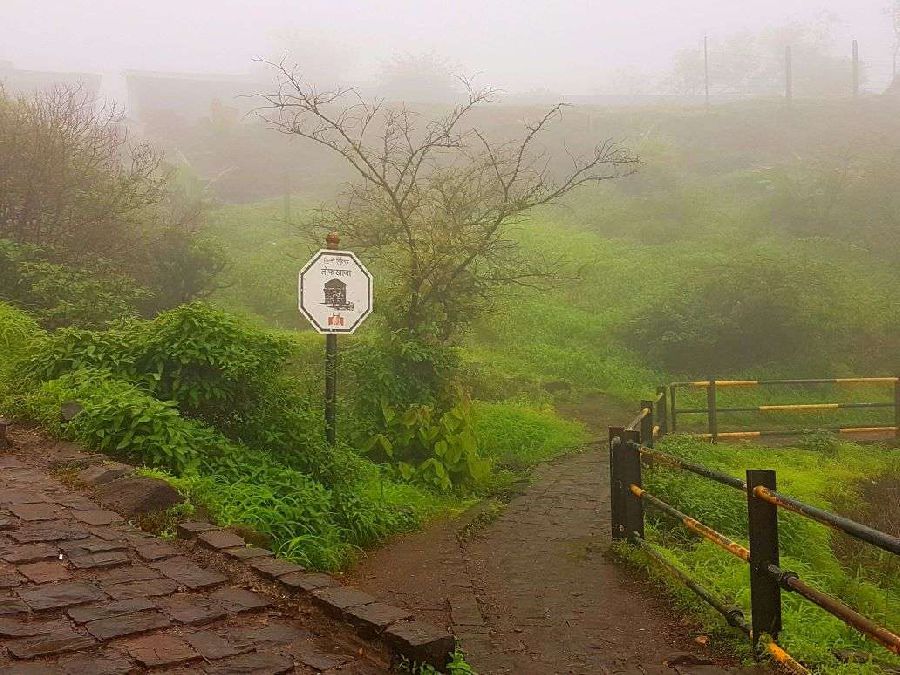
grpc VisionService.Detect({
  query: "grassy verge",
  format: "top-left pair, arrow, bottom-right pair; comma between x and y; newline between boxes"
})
623,434 -> 899,674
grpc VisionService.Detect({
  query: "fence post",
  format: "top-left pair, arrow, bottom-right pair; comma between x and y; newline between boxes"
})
895,378 -> 899,439
746,469 -> 782,650
622,429 -> 644,541
707,377 -> 718,442
640,399 -> 654,448
0,418 -> 9,450
609,427 -> 626,540
670,385 -> 677,433
657,386 -> 668,437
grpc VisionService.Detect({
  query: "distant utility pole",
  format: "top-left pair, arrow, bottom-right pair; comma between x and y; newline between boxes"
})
852,39 -> 860,97
704,34 -> 710,111
785,45 -> 793,104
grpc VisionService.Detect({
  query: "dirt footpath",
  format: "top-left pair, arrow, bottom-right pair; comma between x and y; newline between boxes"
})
349,396 -> 753,675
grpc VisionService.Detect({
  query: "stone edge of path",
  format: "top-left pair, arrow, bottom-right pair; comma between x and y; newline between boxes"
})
177,519 -> 456,669
2,422 -> 457,670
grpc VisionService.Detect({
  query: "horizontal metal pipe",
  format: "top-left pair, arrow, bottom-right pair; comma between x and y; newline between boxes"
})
679,403 -> 892,414
631,485 -> 750,562
671,377 -> 899,388
636,445 -> 747,490
765,640 -> 811,675
768,564 -> 900,655
631,535 -> 751,635
754,487 -> 900,555
691,426 -> 898,439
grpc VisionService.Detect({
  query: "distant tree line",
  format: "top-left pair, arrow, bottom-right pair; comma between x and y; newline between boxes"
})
0,85 -> 226,326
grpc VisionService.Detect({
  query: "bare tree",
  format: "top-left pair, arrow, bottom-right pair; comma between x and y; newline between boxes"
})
0,85 -> 164,260
260,63 -> 638,343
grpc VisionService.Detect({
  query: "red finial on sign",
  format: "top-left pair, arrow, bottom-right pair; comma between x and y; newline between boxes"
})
326,232 -> 340,249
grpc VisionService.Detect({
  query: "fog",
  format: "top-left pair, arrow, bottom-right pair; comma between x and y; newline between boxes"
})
2,0 -> 896,99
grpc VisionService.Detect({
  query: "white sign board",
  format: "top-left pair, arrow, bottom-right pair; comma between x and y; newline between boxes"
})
299,249 -> 373,334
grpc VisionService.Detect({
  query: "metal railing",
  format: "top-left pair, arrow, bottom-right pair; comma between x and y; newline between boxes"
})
608,420 -> 900,671
660,377 -> 900,441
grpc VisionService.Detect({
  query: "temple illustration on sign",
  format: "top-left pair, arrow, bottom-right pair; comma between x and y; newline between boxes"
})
323,278 -> 355,311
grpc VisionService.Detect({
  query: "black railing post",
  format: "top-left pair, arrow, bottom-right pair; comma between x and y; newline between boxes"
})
640,400 -> 654,448
747,469 -> 782,650
609,427 -> 626,540
707,377 -> 718,442
670,384 -> 677,433
657,386 -> 668,437
622,429 -> 645,541
895,377 -> 899,439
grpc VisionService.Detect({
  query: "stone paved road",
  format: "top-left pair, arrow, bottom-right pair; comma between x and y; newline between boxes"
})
349,396 -> 756,675
0,451 -> 391,674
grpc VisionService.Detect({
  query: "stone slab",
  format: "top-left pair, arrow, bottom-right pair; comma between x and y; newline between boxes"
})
345,602 -> 414,636
221,546 -> 272,561
311,586 -> 376,616
248,556 -> 305,580
10,525 -> 88,544
184,630 -> 241,660
197,530 -> 245,550
72,510 -> 123,527
5,626 -> 96,658
150,557 -> 226,590
69,551 -> 130,570
209,587 -> 270,614
175,521 -> 217,539
385,620 -> 455,670
85,610 -> 171,640
103,577 -> 178,600
18,561 -> 71,584
123,633 -> 199,668
56,652 -> 134,675
8,503 -> 59,522
67,597 -> 158,624
160,594 -> 227,626
100,565 -> 160,585
0,595 -> 29,615
1,543 -> 58,564
203,652 -> 293,674
133,541 -> 180,561
18,582 -> 107,611
278,571 -> 337,593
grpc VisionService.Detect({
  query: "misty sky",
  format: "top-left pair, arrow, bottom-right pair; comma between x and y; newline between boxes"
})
2,0 -> 896,93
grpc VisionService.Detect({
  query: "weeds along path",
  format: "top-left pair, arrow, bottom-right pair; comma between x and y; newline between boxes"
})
349,394 -> 740,674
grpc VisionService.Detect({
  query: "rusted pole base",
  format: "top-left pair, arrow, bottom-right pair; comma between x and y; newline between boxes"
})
0,418 -> 10,450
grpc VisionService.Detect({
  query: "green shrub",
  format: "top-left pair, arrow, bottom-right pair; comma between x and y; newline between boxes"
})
0,301 -> 43,360
622,255 -> 854,375
366,397 -> 491,492
0,239 -> 150,329
18,369 -> 202,474
22,303 -> 294,427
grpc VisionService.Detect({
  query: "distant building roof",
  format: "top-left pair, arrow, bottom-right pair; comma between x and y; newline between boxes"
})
0,63 -> 101,96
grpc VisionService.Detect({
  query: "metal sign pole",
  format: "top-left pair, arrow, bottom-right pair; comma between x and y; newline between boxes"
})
324,232 -> 340,446
298,232 -> 372,446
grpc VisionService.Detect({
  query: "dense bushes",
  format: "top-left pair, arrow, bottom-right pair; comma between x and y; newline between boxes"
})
0,303 -> 478,569
24,303 -> 293,426
621,254 -> 893,376
16,369 -> 203,474
0,240 -> 149,328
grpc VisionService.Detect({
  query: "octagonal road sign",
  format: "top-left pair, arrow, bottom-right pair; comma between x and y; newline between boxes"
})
298,249 -> 373,334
